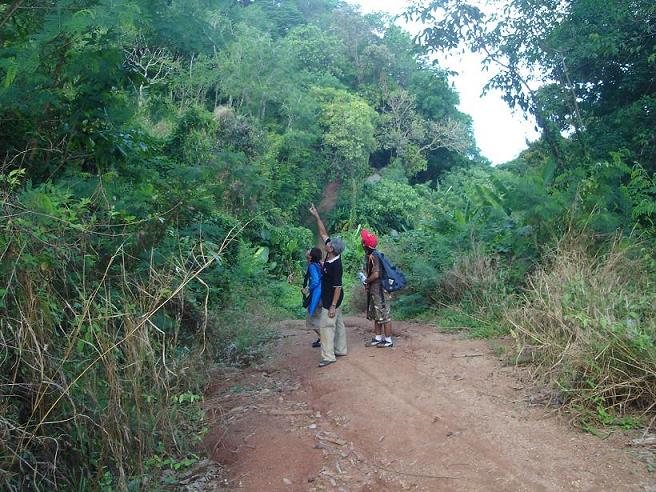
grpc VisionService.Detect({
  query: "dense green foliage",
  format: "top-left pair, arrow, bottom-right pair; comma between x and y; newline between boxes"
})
0,0 -> 473,489
399,0 -> 656,424
2,0 -> 656,488
409,0 -> 656,172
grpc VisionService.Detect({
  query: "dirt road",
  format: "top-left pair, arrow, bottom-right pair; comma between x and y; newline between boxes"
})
204,317 -> 652,491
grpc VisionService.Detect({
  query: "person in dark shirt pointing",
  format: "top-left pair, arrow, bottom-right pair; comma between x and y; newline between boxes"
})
309,203 -> 347,367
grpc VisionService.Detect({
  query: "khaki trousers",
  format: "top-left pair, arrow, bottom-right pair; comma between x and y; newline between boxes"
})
319,307 -> 347,362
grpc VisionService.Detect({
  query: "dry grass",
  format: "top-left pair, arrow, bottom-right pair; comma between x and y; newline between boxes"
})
506,235 -> 656,421
0,192 -> 246,490
439,244 -> 505,306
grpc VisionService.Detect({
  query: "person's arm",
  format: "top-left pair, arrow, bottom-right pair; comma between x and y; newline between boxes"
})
308,263 -> 321,291
328,287 -> 342,318
328,287 -> 342,317
365,254 -> 380,284
330,286 -> 342,307
309,203 -> 329,243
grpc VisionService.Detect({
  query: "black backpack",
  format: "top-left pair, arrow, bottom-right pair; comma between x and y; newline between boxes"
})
373,251 -> 407,293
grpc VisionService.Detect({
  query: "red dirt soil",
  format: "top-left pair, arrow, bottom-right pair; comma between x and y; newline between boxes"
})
203,317 -> 653,491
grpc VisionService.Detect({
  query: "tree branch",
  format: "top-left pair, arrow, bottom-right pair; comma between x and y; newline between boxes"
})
0,0 -> 25,33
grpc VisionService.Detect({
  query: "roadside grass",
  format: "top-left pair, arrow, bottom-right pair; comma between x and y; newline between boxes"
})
0,197 -> 299,491
410,235 -> 656,430
434,304 -> 508,338
506,236 -> 656,426
208,277 -> 300,366
1,243 -> 220,491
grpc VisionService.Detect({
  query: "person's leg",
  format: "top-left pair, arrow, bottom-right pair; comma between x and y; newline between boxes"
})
378,321 -> 393,347
369,321 -> 383,346
368,292 -> 384,346
369,289 -> 392,346
306,311 -> 319,346
319,308 -> 336,363
376,293 -> 393,348
308,309 -> 321,347
334,307 -> 347,356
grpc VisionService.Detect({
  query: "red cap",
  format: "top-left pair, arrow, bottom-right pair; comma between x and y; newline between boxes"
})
360,229 -> 378,249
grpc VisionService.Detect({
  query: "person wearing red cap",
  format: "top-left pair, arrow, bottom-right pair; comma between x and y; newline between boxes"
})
360,229 -> 393,348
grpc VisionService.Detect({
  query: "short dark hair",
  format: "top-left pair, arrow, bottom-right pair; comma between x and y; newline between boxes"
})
309,247 -> 322,263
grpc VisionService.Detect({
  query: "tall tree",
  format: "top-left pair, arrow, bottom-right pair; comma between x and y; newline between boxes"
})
408,0 -> 656,170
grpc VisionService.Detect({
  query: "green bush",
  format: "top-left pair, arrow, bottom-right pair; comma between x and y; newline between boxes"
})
380,230 -> 454,316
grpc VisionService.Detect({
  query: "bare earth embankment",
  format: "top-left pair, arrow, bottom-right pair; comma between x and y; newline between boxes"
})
202,317 -> 653,491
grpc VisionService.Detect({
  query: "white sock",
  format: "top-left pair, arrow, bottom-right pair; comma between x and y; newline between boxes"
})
374,335 -> 382,341
385,336 -> 392,343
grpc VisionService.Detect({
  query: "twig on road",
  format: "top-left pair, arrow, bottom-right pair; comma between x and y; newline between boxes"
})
452,352 -> 487,358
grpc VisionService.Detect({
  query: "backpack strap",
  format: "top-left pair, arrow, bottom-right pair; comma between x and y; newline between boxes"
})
371,251 -> 386,307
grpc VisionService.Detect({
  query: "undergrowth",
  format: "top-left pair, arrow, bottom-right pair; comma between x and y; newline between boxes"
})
388,227 -> 656,427
0,185 -> 292,490
431,245 -> 511,338
506,235 -> 656,424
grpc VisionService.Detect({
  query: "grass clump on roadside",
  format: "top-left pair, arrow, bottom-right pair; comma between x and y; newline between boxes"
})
506,236 -> 656,425
385,224 -> 656,429
209,279 -> 297,367
434,305 -> 508,338
432,246 -> 512,338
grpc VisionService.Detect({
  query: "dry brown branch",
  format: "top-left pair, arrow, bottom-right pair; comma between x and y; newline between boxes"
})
26,219 -> 249,444
419,119 -> 471,154
0,0 -> 25,32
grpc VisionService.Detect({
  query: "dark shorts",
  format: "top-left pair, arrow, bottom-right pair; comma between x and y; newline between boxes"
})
306,309 -> 321,331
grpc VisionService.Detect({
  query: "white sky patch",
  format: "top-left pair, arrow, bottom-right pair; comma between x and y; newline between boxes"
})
349,0 -> 540,164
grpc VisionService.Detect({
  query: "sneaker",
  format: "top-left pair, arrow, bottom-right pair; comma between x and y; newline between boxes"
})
377,340 -> 394,348
312,338 -> 321,348
335,353 -> 347,357
369,337 -> 383,347
318,359 -> 336,367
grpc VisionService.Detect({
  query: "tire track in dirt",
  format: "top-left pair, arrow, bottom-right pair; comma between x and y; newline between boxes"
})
202,317 -> 652,491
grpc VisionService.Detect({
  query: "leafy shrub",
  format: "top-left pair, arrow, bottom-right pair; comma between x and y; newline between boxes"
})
380,230 -> 455,317
357,177 -> 428,233
167,105 -> 218,165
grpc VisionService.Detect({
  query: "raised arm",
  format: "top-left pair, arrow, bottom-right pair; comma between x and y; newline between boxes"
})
309,203 -> 329,243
